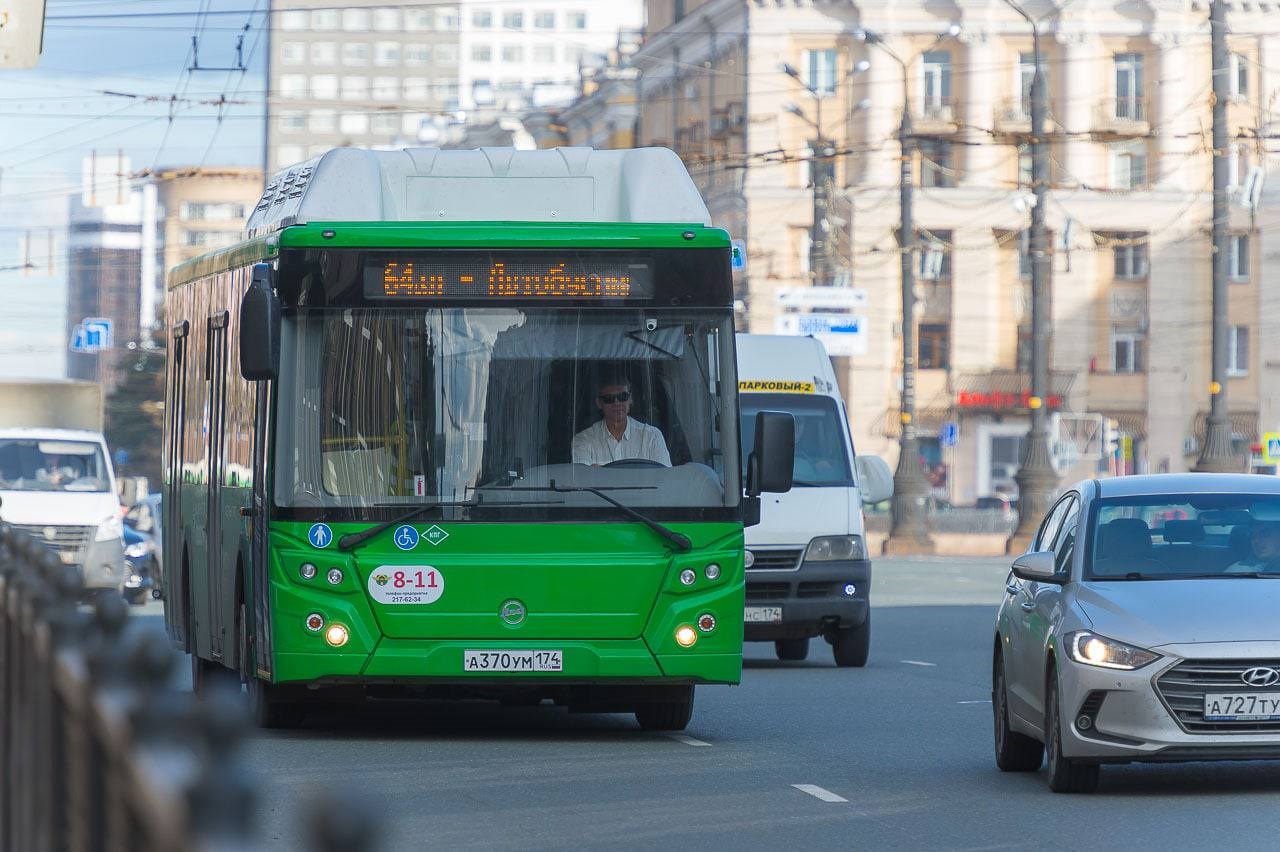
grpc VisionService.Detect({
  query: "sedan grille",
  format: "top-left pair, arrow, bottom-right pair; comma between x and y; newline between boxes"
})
746,549 -> 803,571
1157,659 -> 1280,733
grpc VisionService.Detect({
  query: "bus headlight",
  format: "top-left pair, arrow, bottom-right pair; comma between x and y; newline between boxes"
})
679,569 -> 696,586
326,567 -> 344,585
675,626 -> 698,647
704,563 -> 721,580
299,563 -> 317,580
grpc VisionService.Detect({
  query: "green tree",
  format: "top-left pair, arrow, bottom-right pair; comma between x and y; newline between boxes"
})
105,332 -> 166,489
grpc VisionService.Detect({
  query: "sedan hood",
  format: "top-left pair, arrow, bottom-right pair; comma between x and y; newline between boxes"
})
1075,580 -> 1280,646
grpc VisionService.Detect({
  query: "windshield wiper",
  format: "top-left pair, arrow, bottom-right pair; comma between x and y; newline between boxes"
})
483,480 -> 692,552
336,499 -> 479,551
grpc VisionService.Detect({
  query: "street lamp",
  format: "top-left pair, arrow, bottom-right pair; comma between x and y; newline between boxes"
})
861,23 -> 960,555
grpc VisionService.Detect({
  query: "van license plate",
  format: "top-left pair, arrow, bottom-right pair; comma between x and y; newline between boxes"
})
744,606 -> 783,624
1204,692 -> 1280,721
463,650 -> 562,673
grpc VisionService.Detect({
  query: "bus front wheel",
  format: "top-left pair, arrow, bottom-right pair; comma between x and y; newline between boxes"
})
634,686 -> 694,731
238,603 -> 304,729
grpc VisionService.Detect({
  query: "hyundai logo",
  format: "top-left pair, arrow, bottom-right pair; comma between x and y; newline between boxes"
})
500,599 -> 526,626
1241,667 -> 1280,688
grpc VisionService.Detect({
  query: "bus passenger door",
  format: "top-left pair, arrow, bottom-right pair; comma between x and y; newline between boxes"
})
205,311 -> 229,658
249,381 -> 272,678
165,321 -> 189,645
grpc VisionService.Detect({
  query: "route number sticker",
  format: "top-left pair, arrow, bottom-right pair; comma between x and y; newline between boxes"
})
367,566 -> 445,604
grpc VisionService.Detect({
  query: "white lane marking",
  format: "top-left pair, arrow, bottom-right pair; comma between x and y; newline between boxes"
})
957,700 -> 992,705
900,659 -> 938,667
792,784 -> 848,803
667,734 -> 711,747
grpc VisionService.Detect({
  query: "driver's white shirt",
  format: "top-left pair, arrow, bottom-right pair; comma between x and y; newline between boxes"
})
572,416 -> 671,467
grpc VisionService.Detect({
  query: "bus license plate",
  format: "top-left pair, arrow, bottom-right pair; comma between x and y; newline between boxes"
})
463,650 -> 563,673
1204,692 -> 1280,721
744,606 -> 783,624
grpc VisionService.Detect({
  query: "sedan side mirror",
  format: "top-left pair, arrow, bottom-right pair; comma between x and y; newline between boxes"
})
240,263 -> 281,381
1011,550 -> 1060,583
746,410 -> 794,496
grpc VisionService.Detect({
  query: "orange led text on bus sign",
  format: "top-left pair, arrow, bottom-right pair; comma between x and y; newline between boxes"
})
381,261 -> 634,298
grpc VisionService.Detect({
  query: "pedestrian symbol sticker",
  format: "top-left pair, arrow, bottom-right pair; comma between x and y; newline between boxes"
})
308,523 -> 333,549
424,525 -> 449,546
393,525 -> 420,551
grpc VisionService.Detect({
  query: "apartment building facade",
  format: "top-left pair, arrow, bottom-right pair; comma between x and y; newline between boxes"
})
635,0 -> 1280,503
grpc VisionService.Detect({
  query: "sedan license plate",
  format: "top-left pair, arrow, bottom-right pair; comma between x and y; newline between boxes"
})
463,650 -> 562,673
744,606 -> 783,624
1204,692 -> 1280,721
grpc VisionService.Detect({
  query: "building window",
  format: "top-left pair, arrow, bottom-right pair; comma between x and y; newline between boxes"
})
280,10 -> 307,30
342,43 -> 371,66
371,113 -> 398,135
341,76 -> 368,101
1228,325 -> 1250,376
919,324 -> 951,370
473,79 -> 495,105
1229,143 -> 1250,188
339,113 -> 369,135
921,51 -> 952,116
1114,53 -> 1144,119
311,9 -> 339,30
919,140 -> 953,187
402,78 -> 430,101
472,9 -> 493,28
182,230 -> 239,249
439,8 -> 460,30
802,48 -> 836,96
179,202 -> 246,221
502,11 -> 524,29
568,11 -> 587,29
279,74 -> 307,98
1017,144 -> 1032,186
308,110 -> 336,133
310,42 -> 337,65
533,44 -> 555,63
1017,229 -> 1032,278
280,42 -> 305,65
374,42 -> 400,66
372,77 -> 399,101
918,232 -> 952,280
279,111 -> 305,132
310,75 -> 338,100
1231,53 -> 1249,98
1229,234 -> 1250,281
437,44 -> 458,64
502,45 -> 524,63
1113,328 -> 1145,373
471,44 -> 492,62
1112,232 -> 1148,279
341,8 -> 370,30
404,44 -> 432,66
373,8 -> 400,31
405,9 -> 434,31
534,10 -> 556,28
1016,52 -> 1038,117
1111,142 -> 1147,189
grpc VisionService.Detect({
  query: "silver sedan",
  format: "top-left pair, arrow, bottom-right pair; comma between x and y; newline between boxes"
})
993,473 -> 1280,793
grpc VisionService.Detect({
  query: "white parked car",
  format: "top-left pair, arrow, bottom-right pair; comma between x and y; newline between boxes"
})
994,474 -> 1280,792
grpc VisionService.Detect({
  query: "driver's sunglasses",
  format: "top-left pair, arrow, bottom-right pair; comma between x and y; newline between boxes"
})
598,391 -> 631,404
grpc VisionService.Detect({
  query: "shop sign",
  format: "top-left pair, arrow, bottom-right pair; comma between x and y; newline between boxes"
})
956,391 -> 1063,410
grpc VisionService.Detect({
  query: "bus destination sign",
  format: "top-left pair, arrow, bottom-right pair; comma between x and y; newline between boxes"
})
363,253 -> 655,300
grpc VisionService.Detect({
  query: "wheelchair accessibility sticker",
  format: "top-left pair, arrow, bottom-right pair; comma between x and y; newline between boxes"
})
393,525 -> 420,551
307,523 -> 333,549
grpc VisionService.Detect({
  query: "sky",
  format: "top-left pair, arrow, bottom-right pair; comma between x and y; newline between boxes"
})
0,0 -> 270,378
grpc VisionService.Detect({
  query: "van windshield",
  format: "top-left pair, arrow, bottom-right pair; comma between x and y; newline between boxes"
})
0,439 -> 110,493
740,393 -> 853,486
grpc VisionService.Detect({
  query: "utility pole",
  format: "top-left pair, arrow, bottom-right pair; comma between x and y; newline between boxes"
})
1005,7 -> 1058,552
261,0 -> 273,188
1195,0 -> 1237,472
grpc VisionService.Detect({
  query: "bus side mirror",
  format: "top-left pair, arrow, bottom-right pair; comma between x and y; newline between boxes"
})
240,263 -> 281,382
746,410 -> 794,497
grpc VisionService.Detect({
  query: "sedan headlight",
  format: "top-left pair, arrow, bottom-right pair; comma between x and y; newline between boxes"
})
804,535 -> 866,562
95,514 -> 124,542
1066,631 -> 1159,671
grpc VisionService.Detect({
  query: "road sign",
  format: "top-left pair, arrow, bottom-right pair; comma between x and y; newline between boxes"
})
731,239 -> 746,271
70,317 -> 113,353
775,287 -> 868,309
1264,432 -> 1280,465
940,422 -> 959,447
774,313 -> 868,356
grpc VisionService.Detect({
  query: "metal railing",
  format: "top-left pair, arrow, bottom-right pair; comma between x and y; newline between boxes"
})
0,521 -> 380,852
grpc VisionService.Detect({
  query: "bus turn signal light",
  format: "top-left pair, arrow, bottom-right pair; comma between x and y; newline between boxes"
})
305,613 -> 324,632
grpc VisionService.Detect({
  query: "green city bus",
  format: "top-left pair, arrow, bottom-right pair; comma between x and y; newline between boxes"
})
162,148 -> 792,729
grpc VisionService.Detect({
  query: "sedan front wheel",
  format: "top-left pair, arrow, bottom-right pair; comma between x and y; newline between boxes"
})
1045,668 -> 1100,793
993,646 -> 1042,772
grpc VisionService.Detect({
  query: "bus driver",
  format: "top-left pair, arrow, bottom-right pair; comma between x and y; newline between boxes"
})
571,376 -> 672,467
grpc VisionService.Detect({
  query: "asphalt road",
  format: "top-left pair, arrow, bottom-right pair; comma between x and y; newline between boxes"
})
134,558 -> 1280,850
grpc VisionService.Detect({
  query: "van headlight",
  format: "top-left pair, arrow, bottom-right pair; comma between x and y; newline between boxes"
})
1066,631 -> 1159,671
95,514 -> 124,542
804,535 -> 866,562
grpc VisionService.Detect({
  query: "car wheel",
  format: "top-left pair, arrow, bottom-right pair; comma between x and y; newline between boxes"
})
635,686 -> 694,731
775,638 -> 810,661
238,602 -> 304,729
993,646 -> 1043,772
831,616 -> 871,668
1045,669 -> 1100,793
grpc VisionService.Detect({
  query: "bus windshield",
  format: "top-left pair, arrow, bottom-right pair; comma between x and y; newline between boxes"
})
739,393 -> 853,486
274,308 -> 739,512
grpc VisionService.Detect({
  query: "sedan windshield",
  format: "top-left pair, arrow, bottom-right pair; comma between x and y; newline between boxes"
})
0,439 -> 110,493
274,308 -> 739,513
1087,493 -> 1280,579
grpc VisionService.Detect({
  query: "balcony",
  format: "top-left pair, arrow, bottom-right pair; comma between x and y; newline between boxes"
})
913,98 -> 960,134
1093,97 -> 1149,137
993,98 -> 1031,135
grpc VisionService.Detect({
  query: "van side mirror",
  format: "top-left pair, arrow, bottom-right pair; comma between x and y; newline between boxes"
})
854,456 -> 894,505
240,263 -> 281,381
746,410 -> 794,496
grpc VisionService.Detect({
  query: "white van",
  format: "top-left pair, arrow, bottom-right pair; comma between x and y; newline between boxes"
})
737,334 -> 893,666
